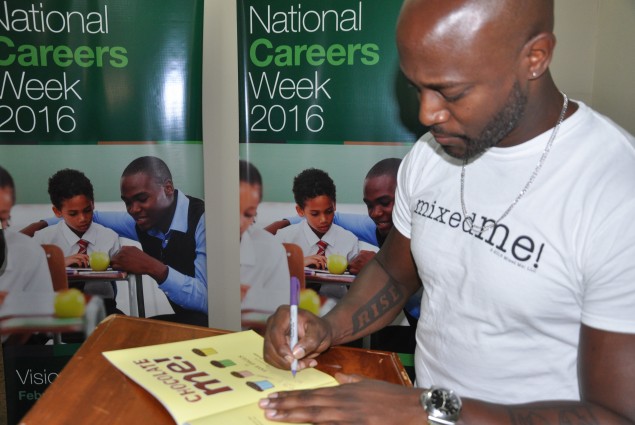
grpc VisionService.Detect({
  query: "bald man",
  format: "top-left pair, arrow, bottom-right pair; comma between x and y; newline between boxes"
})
259,1 -> 635,424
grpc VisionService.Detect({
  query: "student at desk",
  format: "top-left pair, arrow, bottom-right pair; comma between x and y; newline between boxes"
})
33,169 -> 121,314
275,168 -> 359,300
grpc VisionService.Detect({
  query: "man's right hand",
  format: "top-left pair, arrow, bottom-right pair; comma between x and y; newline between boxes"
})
20,220 -> 48,237
263,305 -> 333,372
263,219 -> 291,235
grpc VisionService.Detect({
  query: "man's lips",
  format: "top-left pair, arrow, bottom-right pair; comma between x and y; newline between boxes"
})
431,132 -> 464,146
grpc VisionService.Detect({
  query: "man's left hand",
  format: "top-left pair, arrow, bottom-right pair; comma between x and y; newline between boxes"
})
258,373 -> 424,424
111,246 -> 169,283
348,250 -> 376,275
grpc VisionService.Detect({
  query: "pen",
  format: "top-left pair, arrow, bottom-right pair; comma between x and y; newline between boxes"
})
290,276 -> 300,377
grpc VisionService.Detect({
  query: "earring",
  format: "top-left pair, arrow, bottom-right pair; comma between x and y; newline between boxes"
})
532,71 -> 538,78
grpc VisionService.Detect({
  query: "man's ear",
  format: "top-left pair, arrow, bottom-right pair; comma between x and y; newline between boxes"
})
163,179 -> 175,197
523,32 -> 556,80
295,204 -> 304,217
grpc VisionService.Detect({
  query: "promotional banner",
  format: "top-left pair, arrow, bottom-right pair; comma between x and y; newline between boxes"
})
1,1 -> 204,422
237,0 -> 423,340
0,0 -> 202,144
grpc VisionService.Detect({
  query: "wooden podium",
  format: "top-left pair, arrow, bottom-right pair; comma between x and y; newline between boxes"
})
20,315 -> 411,424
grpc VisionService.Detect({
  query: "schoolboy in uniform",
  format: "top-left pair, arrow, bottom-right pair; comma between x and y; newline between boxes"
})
275,167 -> 358,301
33,169 -> 120,312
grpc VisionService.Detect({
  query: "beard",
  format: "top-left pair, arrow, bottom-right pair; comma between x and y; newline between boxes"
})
437,80 -> 528,160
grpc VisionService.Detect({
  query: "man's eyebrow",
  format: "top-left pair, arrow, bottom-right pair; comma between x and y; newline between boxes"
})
405,76 -> 469,91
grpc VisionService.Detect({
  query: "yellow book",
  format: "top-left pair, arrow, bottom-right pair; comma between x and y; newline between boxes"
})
103,330 -> 338,425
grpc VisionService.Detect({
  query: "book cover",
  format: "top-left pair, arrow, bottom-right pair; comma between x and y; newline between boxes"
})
103,330 -> 338,425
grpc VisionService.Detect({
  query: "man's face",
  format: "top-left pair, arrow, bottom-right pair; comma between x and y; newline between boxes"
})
363,174 -> 397,237
53,195 -> 94,237
296,195 -> 335,238
0,187 -> 13,230
397,0 -> 528,160
239,182 -> 261,238
120,172 -> 174,231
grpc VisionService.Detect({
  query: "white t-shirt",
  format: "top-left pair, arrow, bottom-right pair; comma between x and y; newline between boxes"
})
276,221 -> 359,260
0,230 -> 53,293
393,101 -> 635,403
240,226 -> 290,313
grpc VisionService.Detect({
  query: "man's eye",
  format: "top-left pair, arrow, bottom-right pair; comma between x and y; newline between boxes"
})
441,90 -> 465,102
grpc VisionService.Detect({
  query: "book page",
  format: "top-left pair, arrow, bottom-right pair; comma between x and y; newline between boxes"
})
103,330 -> 338,424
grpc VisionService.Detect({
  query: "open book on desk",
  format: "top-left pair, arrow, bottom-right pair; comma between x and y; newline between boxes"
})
103,330 -> 338,425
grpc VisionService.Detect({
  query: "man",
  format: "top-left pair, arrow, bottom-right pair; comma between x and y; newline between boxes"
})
23,157 -> 207,326
260,1 -> 635,424
347,157 -> 401,274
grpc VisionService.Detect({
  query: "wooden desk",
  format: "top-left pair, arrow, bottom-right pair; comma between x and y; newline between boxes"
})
21,315 -> 411,425
68,270 -> 145,317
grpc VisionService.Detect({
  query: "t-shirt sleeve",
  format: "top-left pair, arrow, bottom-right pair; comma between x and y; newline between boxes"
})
581,197 -> 635,333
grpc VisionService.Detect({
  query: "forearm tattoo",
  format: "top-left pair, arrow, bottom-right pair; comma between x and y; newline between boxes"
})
509,406 -> 599,425
351,277 -> 404,335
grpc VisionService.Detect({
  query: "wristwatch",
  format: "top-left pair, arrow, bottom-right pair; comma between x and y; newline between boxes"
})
420,386 -> 462,425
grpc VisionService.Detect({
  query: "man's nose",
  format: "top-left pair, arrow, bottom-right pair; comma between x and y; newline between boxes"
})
419,90 -> 450,127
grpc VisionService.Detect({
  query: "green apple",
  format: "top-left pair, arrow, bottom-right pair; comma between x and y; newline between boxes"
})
54,288 -> 86,318
89,251 -> 110,271
327,254 -> 348,275
298,288 -> 321,315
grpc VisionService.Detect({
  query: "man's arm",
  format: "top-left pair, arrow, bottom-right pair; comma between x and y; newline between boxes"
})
153,215 -> 208,314
263,228 -> 421,370
264,219 -> 291,235
260,326 -> 635,424
20,220 -> 49,237
323,228 -> 420,344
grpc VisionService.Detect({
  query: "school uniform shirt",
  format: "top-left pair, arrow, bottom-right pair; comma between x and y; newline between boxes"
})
240,226 -> 290,313
275,221 -> 359,261
34,221 -> 120,298
287,212 -> 378,247
0,230 -> 53,294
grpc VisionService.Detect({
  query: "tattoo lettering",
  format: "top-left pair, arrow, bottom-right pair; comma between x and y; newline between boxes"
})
352,282 -> 403,334
509,406 -> 599,425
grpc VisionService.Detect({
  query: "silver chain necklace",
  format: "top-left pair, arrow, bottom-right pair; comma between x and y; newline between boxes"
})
461,92 -> 569,233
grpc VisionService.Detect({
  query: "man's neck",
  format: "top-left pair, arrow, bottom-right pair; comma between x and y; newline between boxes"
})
156,190 -> 179,234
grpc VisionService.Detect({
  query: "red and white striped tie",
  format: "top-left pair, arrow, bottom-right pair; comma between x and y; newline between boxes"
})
316,240 -> 327,256
77,239 -> 89,254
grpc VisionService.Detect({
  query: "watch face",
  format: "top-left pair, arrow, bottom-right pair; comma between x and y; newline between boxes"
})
427,388 -> 461,417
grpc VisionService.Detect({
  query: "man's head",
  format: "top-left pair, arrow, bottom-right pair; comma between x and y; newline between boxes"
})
397,0 -> 556,159
120,156 -> 175,232
48,169 -> 95,237
293,168 -> 336,238
363,158 -> 401,239
0,166 -> 15,230
239,160 -> 263,238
